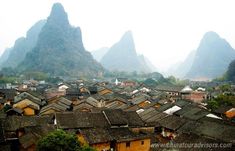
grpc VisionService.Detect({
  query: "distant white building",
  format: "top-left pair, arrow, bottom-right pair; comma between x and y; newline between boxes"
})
196,87 -> 206,91
181,85 -> 193,93
115,78 -> 119,85
58,84 -> 69,92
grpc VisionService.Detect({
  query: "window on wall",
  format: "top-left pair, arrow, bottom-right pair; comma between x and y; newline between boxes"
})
141,140 -> 144,145
126,142 -> 130,147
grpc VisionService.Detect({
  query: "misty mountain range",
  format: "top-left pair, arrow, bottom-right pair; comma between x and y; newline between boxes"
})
0,20 -> 46,68
91,47 -> 109,62
99,30 -> 148,73
166,32 -> 235,80
92,31 -> 157,73
0,3 -> 156,76
1,2 -> 235,80
1,3 -> 103,77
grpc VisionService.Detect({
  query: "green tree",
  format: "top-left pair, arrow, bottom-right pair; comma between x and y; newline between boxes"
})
0,67 -> 17,76
37,129 -> 95,151
166,76 -> 177,84
24,71 -> 49,81
47,76 -> 63,84
0,76 -> 17,84
227,59 -> 235,82
207,99 -> 219,110
207,93 -> 235,110
219,84 -> 231,92
143,78 -> 158,87
80,146 -> 96,151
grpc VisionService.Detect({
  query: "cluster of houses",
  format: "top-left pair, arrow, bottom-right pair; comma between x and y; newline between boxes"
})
0,79 -> 235,151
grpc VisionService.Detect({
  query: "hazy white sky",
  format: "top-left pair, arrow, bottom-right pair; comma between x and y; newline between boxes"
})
1,0 -> 235,71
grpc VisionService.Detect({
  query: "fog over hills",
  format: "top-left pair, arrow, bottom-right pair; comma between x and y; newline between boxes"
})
91,47 -> 109,62
167,50 -> 196,78
101,31 -> 155,73
18,3 -> 103,77
0,2 -> 235,80
166,31 -> 235,80
186,31 -> 235,80
0,20 -> 46,69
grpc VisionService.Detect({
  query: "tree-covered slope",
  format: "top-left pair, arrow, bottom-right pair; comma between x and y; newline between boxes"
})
101,31 -> 151,73
186,31 -> 235,80
18,3 -> 103,77
0,20 -> 46,69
